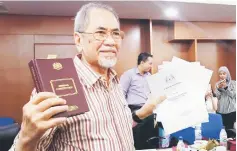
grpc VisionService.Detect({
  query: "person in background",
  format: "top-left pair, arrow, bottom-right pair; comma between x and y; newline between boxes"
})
9,3 -> 166,151
120,52 -> 159,149
214,66 -> 236,130
205,84 -> 218,113
120,52 -> 153,112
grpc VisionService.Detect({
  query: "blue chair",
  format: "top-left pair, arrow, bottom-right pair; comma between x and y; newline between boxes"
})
0,117 -> 15,126
170,127 -> 195,144
0,123 -> 20,151
170,113 -> 223,144
201,113 -> 223,140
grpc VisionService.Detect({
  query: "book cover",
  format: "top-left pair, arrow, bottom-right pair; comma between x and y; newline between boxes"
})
29,58 -> 89,117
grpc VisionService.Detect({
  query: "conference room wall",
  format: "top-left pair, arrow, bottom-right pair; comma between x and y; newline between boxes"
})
0,15 -> 235,123
151,21 -> 236,88
151,21 -> 195,73
196,40 -> 236,88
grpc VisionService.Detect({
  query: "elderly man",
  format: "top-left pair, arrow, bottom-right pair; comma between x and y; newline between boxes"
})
10,3 -> 165,151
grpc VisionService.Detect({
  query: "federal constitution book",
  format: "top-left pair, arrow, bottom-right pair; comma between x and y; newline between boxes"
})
29,58 -> 89,117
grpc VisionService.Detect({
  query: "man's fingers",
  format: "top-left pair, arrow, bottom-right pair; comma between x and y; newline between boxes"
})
37,98 -> 67,112
30,92 -> 58,105
153,95 -> 167,105
42,105 -> 68,120
41,117 -> 67,130
159,95 -> 167,101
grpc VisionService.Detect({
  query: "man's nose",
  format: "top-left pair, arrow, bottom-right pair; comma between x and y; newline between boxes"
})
103,34 -> 116,46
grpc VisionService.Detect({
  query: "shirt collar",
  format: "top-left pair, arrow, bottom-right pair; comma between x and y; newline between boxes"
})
135,67 -> 140,74
74,55 -> 118,88
135,67 -> 150,76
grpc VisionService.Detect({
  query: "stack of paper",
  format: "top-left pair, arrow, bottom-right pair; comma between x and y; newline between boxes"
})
147,57 -> 213,134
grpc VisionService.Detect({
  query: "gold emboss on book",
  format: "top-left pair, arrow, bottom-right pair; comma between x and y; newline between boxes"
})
53,62 -> 63,70
68,105 -> 79,111
50,78 -> 78,97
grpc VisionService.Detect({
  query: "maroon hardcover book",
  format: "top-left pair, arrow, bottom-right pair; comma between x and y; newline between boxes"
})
28,58 -> 89,117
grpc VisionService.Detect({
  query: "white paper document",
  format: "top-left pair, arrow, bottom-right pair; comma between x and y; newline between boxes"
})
147,57 -> 213,134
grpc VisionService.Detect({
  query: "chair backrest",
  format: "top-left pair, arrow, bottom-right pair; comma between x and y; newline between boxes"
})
0,117 -> 15,126
201,113 -> 223,140
170,127 -> 195,145
170,113 -> 223,144
0,123 -> 20,151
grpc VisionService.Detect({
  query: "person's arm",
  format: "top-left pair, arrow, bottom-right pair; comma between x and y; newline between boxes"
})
225,81 -> 236,99
9,133 -> 37,151
211,97 -> 218,111
120,72 -> 131,98
9,89 -> 68,151
133,95 -> 167,120
214,82 -> 224,98
10,127 -> 57,151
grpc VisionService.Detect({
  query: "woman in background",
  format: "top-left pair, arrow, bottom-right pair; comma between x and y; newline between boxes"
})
205,84 -> 218,113
215,66 -> 236,129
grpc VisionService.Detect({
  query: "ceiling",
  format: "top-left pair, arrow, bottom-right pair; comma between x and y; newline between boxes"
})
0,1 -> 236,22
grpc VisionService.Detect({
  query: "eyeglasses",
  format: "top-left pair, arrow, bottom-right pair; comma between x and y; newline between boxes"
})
78,30 -> 124,41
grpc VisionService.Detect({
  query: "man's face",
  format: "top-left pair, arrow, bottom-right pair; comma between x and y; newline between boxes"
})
74,8 -> 121,69
141,57 -> 153,72
219,71 -> 227,80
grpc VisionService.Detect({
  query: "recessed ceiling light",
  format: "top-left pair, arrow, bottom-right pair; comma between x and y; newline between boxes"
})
164,7 -> 178,18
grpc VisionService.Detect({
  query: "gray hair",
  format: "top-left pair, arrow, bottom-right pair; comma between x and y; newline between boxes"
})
74,3 -> 120,32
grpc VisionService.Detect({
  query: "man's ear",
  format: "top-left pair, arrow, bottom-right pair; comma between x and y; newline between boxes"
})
74,32 -> 81,45
74,32 -> 83,53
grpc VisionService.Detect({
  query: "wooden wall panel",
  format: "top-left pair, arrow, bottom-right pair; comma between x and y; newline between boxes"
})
188,39 -> 197,62
0,35 -> 34,123
227,41 -> 236,80
34,35 -> 74,44
196,40 -> 236,88
0,15 -> 74,35
35,44 -> 78,59
115,19 -> 150,77
172,22 -> 236,40
152,21 -> 193,73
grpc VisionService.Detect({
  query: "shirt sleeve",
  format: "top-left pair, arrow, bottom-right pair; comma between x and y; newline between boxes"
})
8,89 -> 57,151
120,71 -> 131,98
214,83 -> 224,99
226,81 -> 236,99
9,127 -> 57,151
212,97 -> 218,111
